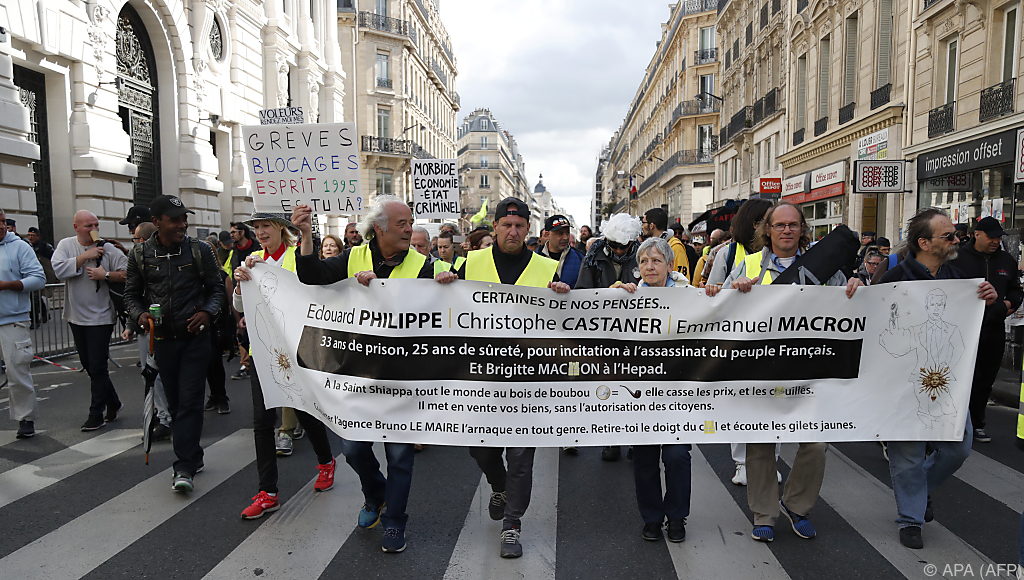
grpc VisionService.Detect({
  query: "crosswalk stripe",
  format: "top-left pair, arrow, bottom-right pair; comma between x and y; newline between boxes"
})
0,429 -> 139,509
666,446 -> 791,579
0,432 -> 20,447
780,444 -> 1009,579
202,448 -> 381,580
0,430 -> 253,580
954,451 -> 1024,513
443,447 -> 558,580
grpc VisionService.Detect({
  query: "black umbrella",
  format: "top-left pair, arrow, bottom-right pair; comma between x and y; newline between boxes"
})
142,320 -> 158,465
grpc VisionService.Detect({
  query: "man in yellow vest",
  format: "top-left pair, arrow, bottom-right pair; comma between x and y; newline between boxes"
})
291,195 -> 433,554
435,197 -> 569,559
433,231 -> 465,276
709,202 -> 863,544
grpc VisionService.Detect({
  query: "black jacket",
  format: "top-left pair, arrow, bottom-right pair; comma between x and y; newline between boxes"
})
125,235 -> 226,339
951,243 -> 1023,339
878,254 -> 961,283
295,237 -> 434,285
576,241 -> 640,289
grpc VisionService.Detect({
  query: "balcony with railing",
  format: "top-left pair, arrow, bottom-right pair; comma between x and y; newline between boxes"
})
928,102 -> 955,138
694,48 -> 719,65
358,11 -> 409,36
430,58 -> 448,88
728,106 -> 753,141
979,78 -> 1015,122
376,77 -> 392,89
361,135 -> 414,155
814,116 -> 828,136
764,87 -> 778,117
674,98 -> 721,123
679,0 -> 717,15
871,83 -> 892,109
839,102 -> 856,124
453,92 -> 461,107
793,128 -> 805,146
753,97 -> 765,126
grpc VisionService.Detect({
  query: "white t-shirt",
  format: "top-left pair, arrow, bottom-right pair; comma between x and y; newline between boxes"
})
51,237 -> 128,326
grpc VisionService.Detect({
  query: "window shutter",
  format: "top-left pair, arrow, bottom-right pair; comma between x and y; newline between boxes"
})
797,55 -> 808,129
818,37 -> 831,117
845,16 -> 858,105
877,0 -> 893,87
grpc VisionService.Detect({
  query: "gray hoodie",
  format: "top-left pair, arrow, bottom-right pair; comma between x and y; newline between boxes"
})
0,230 -> 46,325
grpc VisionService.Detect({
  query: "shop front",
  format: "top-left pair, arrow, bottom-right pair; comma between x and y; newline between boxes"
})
781,161 -> 847,241
916,128 -> 1022,256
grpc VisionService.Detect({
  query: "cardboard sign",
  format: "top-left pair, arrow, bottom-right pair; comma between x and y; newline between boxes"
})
242,123 -> 364,215
412,159 -> 459,219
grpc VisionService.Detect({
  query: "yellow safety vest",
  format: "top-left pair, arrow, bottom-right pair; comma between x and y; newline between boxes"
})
222,250 -> 234,276
1018,378 -> 1024,440
465,248 -> 557,288
433,256 -> 466,276
728,242 -> 748,271
347,243 -> 427,279
744,249 -> 825,285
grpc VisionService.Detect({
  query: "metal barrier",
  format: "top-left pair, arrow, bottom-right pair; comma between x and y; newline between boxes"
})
28,284 -> 128,359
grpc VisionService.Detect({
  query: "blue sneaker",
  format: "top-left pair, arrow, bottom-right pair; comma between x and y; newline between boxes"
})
358,502 -> 384,528
751,525 -> 774,542
381,527 -> 406,553
780,500 -> 816,538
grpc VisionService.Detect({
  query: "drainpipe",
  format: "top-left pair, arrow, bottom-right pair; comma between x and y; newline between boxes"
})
901,0 -> 920,240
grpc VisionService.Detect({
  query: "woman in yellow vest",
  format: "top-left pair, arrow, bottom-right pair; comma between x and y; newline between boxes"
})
704,198 -> 773,290
231,212 -> 337,521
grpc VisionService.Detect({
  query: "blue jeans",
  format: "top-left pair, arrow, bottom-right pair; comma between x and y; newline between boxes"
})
887,415 -> 972,528
633,444 -> 692,524
154,332 -> 211,476
339,439 -> 415,530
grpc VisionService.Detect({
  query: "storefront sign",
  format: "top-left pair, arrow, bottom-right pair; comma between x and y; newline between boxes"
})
853,160 -> 905,193
782,174 -> 808,195
242,270 -> 982,445
857,128 -> 889,160
759,178 -> 782,196
1014,128 -> 1024,183
783,183 -> 845,205
918,128 -> 1017,179
811,161 -> 846,189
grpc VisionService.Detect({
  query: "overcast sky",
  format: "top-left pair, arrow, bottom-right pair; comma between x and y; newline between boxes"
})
442,0 -> 672,226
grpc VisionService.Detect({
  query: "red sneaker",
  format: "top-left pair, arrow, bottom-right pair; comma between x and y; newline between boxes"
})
315,458 -> 336,492
241,491 -> 280,520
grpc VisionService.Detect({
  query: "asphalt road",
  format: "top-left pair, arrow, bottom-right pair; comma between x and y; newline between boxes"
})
0,342 -> 1021,580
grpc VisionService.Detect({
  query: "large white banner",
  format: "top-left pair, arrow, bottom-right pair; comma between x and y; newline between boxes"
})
241,268 -> 984,446
242,123 -> 364,215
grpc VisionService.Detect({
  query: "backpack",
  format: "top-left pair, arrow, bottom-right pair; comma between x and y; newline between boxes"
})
131,240 -> 229,336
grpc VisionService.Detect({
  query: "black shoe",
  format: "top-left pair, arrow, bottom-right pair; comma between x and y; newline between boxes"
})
204,398 -> 218,412
151,424 -> 171,441
499,526 -> 523,558
488,491 -> 506,521
601,446 -> 622,461
232,367 -> 249,380
218,399 -> 231,414
172,471 -> 194,493
16,420 -> 35,439
924,495 -> 933,523
974,428 -> 991,443
642,522 -> 663,541
667,519 -> 686,542
81,415 -> 106,431
899,525 -> 923,549
104,402 -> 123,423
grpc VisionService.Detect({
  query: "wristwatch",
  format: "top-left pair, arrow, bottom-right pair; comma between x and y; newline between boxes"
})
104,271 -> 110,281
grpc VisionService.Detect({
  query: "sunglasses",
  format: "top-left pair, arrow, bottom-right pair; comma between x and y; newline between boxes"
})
607,241 -> 629,250
930,232 -> 958,242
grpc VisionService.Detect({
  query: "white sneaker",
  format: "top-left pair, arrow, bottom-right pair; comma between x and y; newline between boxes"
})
732,463 -> 747,485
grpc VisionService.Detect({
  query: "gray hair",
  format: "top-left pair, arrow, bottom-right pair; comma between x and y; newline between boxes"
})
411,225 -> 429,237
357,195 -> 405,240
637,236 -> 674,265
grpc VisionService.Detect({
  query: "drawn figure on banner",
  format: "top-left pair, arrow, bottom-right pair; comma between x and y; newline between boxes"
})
879,288 -> 964,428
253,271 -> 304,404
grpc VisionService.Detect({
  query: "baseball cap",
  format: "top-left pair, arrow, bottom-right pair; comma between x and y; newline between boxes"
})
27,226 -> 40,234
545,214 -> 571,231
861,231 -> 876,237
149,195 -> 195,219
119,205 -> 152,225
494,198 -> 530,222
4,219 -> 14,227
526,237 -> 539,246
218,230 -> 232,243
975,216 -> 1006,237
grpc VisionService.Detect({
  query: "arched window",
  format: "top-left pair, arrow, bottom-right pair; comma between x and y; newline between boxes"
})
116,3 -> 162,204
210,17 -> 224,61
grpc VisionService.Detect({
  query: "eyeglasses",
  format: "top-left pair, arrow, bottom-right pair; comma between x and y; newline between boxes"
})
607,241 -> 628,250
930,232 -> 958,242
866,261 -> 882,267
770,222 -> 802,232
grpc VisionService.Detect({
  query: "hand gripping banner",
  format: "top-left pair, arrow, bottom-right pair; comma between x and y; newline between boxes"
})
241,267 -> 984,446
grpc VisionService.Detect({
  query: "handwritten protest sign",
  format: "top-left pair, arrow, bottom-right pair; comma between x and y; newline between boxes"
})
242,123 -> 364,215
412,159 -> 459,219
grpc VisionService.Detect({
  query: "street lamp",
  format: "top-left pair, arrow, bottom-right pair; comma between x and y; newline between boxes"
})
401,123 -> 426,135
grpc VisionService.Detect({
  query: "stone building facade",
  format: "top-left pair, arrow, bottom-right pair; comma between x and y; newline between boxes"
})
455,107 -> 530,231
1,0 -> 345,242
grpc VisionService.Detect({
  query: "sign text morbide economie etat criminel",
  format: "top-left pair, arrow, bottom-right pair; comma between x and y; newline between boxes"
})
412,159 -> 459,220
242,122 -> 365,215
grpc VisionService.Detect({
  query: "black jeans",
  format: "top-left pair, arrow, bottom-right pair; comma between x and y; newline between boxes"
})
207,331 -> 228,403
69,323 -> 120,418
250,368 -> 333,494
970,335 -> 1005,429
154,331 -> 212,476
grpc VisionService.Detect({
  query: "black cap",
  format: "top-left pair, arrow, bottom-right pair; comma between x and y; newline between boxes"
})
668,222 -> 684,233
4,219 -> 14,227
975,216 -> 1006,237
876,237 -> 891,247
526,237 -> 539,246
119,205 -> 152,225
149,195 -> 195,219
494,198 -> 530,222
544,214 -> 571,231
218,230 -> 231,243
27,226 -> 39,234
954,223 -> 969,232
861,231 -> 876,237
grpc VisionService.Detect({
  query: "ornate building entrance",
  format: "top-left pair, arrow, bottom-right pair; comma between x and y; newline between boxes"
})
116,4 -> 162,205
12,65 -> 54,242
